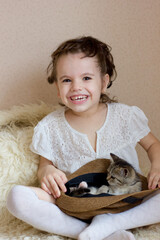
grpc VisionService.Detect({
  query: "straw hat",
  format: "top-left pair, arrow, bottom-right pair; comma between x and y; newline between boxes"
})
56,158 -> 157,221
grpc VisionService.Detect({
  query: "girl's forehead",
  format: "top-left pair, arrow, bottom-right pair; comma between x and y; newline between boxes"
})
56,53 -> 99,75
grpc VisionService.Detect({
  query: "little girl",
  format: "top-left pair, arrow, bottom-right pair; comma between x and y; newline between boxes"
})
7,36 -> 160,240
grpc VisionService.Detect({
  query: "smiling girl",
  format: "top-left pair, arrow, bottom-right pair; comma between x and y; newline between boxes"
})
7,36 -> 160,240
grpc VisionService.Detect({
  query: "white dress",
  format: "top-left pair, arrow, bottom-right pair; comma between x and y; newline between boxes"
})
30,103 -> 150,175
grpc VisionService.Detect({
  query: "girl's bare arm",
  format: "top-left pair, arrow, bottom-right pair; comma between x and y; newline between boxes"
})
37,156 -> 68,198
139,132 -> 160,189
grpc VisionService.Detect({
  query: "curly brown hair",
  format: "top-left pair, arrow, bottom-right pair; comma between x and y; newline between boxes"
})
47,36 -> 117,103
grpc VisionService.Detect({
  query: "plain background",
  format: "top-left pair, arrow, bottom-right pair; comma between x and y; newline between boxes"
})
0,0 -> 160,168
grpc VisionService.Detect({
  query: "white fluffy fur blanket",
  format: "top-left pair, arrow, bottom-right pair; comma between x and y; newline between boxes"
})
0,102 -> 160,240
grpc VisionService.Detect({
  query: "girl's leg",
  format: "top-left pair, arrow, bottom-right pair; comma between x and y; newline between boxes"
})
29,186 -> 55,203
6,185 -> 88,239
104,230 -> 136,240
78,190 -> 160,240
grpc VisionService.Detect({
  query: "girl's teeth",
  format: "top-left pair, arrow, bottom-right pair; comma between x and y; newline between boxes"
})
71,96 -> 87,101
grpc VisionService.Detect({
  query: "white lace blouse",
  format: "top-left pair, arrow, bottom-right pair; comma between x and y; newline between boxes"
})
30,103 -> 150,175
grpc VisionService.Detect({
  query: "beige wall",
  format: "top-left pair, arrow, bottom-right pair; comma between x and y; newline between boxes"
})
0,0 -> 160,166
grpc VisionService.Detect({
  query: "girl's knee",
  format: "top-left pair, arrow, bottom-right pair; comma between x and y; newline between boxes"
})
6,185 -> 34,216
7,185 -> 23,205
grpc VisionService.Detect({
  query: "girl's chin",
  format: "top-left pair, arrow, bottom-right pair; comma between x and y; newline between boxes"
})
67,106 -> 90,114
67,105 -> 99,116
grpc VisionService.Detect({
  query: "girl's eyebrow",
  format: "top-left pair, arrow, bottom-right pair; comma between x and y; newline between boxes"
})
81,73 -> 95,77
59,75 -> 70,80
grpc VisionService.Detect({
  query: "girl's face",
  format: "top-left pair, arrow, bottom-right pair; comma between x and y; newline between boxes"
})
56,52 -> 109,115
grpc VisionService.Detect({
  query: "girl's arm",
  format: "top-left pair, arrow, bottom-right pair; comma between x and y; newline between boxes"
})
139,132 -> 160,189
37,156 -> 68,198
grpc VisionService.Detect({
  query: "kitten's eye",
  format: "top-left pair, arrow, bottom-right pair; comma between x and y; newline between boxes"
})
83,76 -> 91,81
116,178 -> 122,184
111,176 -> 115,179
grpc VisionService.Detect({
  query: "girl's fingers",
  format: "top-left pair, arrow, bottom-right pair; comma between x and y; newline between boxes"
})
149,174 -> 160,189
41,178 -> 57,197
148,173 -> 153,189
153,176 -> 160,189
48,177 -> 61,198
51,175 -> 67,195
57,175 -> 67,193
41,182 -> 51,195
148,176 -> 153,189
41,171 -> 68,198
60,173 -> 68,184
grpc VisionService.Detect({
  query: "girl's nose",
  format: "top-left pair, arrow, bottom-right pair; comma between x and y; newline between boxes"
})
71,80 -> 82,91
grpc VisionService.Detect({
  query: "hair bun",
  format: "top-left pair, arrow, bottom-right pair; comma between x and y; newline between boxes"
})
47,76 -> 54,84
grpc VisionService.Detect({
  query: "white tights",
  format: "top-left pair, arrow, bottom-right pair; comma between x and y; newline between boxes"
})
6,185 -> 160,240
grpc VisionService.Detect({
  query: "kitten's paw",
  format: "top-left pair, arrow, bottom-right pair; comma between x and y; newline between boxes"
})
79,181 -> 88,188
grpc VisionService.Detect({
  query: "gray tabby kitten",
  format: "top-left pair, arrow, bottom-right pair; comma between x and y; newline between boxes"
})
69,153 -> 142,197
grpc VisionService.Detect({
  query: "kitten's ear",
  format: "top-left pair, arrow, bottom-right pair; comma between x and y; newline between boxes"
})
120,168 -> 129,178
110,153 -> 120,162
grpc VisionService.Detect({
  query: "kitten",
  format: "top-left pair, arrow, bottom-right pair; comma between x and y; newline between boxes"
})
69,153 -> 142,197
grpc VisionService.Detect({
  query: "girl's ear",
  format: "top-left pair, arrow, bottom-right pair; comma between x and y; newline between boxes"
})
101,74 -> 110,94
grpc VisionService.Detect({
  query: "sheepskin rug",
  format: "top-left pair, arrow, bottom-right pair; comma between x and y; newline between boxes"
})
0,102 -> 160,240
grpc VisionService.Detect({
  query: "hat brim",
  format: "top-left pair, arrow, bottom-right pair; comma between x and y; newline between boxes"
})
56,159 -> 158,220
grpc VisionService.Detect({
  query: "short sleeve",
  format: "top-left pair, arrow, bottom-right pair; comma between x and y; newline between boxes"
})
130,106 -> 150,143
30,123 -> 51,160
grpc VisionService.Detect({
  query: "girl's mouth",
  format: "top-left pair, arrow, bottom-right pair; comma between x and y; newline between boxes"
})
69,95 -> 89,104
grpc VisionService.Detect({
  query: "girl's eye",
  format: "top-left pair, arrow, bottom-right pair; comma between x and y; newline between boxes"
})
83,76 -> 91,81
62,79 -> 71,83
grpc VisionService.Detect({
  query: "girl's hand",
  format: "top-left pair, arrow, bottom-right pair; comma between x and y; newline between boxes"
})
38,157 -> 68,199
139,133 -> 160,190
147,167 -> 160,190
